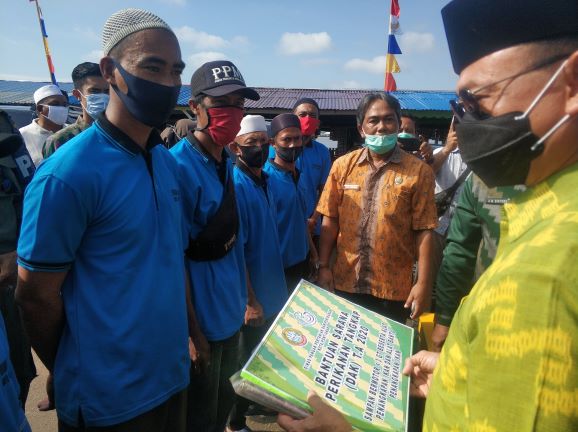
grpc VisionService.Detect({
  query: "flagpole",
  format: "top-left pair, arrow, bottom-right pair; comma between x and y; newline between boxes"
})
32,0 -> 58,84
385,0 -> 393,91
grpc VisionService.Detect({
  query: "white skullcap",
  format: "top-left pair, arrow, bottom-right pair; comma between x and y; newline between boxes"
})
102,8 -> 173,56
33,84 -> 63,104
236,115 -> 268,137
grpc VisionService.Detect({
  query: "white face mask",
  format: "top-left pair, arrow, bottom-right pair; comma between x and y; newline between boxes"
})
41,105 -> 69,126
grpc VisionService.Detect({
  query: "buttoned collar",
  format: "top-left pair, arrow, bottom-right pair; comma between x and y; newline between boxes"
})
237,159 -> 267,187
185,131 -> 229,165
357,144 -> 402,166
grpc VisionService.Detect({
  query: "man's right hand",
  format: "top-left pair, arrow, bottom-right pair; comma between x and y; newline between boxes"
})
402,350 -> 440,398
431,324 -> 450,352
316,268 -> 334,292
189,333 -> 210,374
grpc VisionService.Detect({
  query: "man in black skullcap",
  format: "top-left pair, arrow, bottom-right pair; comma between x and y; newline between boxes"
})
277,0 -> 578,430
264,113 -> 315,292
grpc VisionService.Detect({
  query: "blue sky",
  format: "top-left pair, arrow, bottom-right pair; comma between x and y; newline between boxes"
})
0,0 -> 457,91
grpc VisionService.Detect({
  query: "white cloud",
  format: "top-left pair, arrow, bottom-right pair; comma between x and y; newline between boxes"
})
82,49 -> 103,63
175,26 -> 228,50
344,56 -> 387,75
278,32 -> 332,55
187,51 -> 227,69
399,32 -> 435,53
175,26 -> 249,52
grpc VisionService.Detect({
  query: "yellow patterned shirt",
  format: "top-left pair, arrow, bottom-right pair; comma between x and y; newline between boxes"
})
424,162 -> 578,432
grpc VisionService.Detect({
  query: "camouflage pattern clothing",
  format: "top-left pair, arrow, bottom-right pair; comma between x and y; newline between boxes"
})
42,115 -> 89,158
434,174 -> 524,326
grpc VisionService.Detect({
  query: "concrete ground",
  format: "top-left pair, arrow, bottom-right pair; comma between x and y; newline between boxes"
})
25,352 -> 281,432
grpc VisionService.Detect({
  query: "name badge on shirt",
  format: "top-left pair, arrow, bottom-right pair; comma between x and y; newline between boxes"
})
344,184 -> 361,191
486,198 -> 510,205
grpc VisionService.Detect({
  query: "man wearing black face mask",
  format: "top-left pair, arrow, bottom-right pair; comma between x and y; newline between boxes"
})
264,113 -> 316,293
401,1 -> 578,431
16,9 -> 196,431
227,115 -> 288,432
170,60 -> 260,432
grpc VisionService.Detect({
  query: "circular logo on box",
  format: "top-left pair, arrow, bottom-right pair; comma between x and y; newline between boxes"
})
292,311 -> 317,327
282,328 -> 308,346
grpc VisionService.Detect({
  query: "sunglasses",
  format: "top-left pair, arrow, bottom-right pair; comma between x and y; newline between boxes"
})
450,53 -> 570,120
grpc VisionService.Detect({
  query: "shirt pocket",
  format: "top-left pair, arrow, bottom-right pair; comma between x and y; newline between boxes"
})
383,177 -> 412,216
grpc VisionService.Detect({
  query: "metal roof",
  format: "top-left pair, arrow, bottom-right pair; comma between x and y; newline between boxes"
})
0,80 -> 455,112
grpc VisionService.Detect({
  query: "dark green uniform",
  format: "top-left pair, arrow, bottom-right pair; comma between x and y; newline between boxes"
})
435,174 -> 524,326
42,115 -> 89,158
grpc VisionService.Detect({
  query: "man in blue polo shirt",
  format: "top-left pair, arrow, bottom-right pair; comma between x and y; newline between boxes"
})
170,60 -> 260,432
227,115 -> 288,432
269,99 -> 332,250
292,98 -> 332,246
15,9 -> 192,431
264,113 -> 314,293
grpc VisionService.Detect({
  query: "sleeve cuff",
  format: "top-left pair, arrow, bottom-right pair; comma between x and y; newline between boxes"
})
17,256 -> 72,273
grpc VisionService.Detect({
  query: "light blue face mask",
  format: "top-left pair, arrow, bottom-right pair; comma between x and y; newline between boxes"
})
81,93 -> 110,118
397,132 -> 415,139
364,133 -> 397,154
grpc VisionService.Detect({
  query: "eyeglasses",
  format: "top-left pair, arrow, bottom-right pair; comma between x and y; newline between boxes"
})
450,53 -> 570,120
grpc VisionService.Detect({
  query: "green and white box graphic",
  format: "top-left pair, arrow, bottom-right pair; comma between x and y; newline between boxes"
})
236,280 -> 414,432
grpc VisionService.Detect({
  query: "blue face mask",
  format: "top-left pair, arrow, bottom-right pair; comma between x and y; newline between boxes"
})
364,133 -> 397,154
81,93 -> 109,118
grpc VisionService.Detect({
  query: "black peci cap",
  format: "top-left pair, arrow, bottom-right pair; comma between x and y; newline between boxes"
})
271,113 -> 301,137
442,0 -> 578,74
190,60 -> 260,100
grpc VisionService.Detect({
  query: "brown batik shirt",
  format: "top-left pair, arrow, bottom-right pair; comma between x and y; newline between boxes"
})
317,145 -> 437,300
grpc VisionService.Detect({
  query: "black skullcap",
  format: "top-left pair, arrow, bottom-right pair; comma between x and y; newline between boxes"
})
442,0 -> 578,74
292,97 -> 320,112
271,113 -> 301,137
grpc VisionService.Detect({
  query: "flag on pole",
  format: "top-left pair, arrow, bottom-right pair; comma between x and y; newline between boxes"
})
384,73 -> 397,92
31,0 -> 58,85
385,0 -> 402,92
391,0 -> 400,17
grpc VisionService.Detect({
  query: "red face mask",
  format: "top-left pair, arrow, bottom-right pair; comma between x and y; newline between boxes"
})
205,106 -> 244,146
299,116 -> 320,136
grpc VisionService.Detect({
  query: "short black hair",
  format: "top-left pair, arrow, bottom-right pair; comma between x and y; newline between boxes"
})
356,92 -> 401,126
71,62 -> 102,89
401,113 -> 417,126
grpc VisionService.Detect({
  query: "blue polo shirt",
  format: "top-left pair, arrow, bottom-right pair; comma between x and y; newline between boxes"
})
170,135 -> 246,341
0,315 -> 31,432
234,163 -> 288,319
17,117 -> 189,427
270,140 -> 331,235
263,160 -> 309,268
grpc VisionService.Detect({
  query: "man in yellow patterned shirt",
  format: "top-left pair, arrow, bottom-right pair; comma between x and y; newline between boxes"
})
405,0 -> 578,431
277,0 -> 578,431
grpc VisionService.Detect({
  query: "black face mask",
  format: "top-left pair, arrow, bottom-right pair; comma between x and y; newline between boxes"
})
239,143 -> 269,168
455,58 -> 573,188
111,60 -> 181,128
276,146 -> 303,163
456,112 -> 543,187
